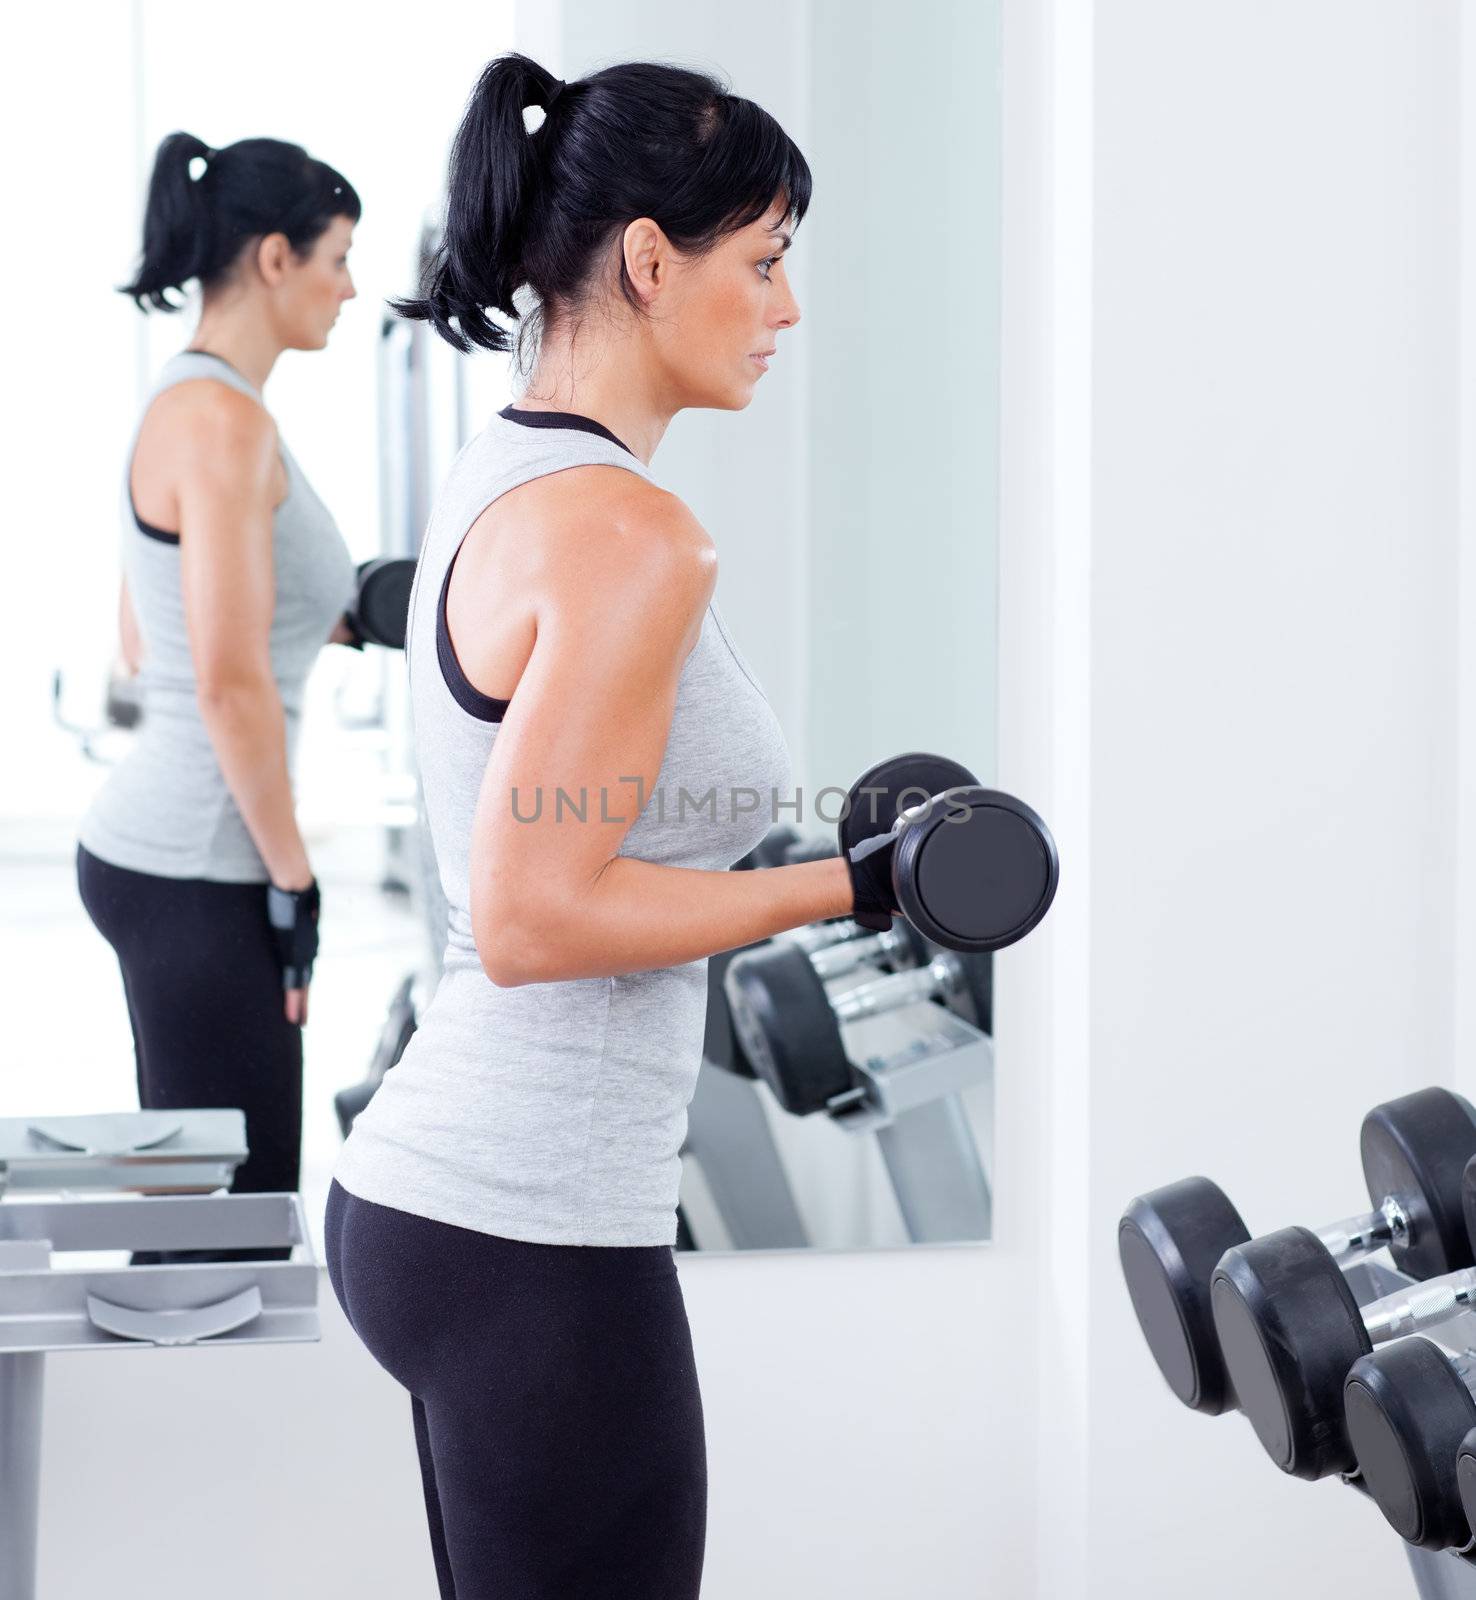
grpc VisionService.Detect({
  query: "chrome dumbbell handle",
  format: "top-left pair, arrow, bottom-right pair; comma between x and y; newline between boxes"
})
832,955 -> 962,1025
809,925 -> 912,981
789,920 -> 862,954
1317,1196 -> 1409,1267
1362,1267 -> 1476,1346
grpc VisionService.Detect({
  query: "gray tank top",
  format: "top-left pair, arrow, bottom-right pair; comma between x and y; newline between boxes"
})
334,407 -> 792,1247
79,351 -> 357,882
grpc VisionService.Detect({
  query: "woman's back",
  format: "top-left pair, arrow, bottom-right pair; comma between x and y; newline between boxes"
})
79,350 -> 355,882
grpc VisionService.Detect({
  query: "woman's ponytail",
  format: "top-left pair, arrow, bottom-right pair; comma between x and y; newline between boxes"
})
121,131 -> 214,311
395,53 -> 562,355
118,133 -> 361,314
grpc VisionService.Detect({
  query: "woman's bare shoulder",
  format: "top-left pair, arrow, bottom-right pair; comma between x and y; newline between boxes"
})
147,375 -> 273,441
480,468 -> 715,592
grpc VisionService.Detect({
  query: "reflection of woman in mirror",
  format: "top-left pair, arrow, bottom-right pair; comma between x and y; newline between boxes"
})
326,53 -> 868,1599
77,134 -> 361,1223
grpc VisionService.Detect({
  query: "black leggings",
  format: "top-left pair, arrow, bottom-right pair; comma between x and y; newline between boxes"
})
76,843 -> 302,1199
324,1180 -> 708,1599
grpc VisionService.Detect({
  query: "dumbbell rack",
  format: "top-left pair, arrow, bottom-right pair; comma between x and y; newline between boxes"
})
1339,1257 -> 1476,1597
826,971 -> 994,1242
0,1111 -> 320,1600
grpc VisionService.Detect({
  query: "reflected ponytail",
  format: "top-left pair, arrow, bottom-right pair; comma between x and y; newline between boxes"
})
120,133 -> 361,313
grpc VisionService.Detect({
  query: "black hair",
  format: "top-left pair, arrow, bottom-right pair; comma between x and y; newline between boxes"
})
120,133 -> 362,312
394,53 -> 812,360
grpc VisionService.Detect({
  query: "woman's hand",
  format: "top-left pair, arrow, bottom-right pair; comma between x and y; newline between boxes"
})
285,983 -> 310,1027
267,879 -> 321,1029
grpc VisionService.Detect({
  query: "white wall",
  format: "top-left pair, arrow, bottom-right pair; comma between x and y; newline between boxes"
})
0,5 -> 138,814
1459,0 -> 1476,1123
1068,1 -> 1463,1593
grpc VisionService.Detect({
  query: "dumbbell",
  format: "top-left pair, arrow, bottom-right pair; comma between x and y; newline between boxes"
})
104,669 -> 143,730
705,915 -> 915,1078
1324,1197 -> 1476,1550
344,557 -> 416,650
1341,1329 -> 1476,1549
1119,1087 -> 1476,1426
1205,1089 -> 1476,1480
1456,1426 -> 1476,1550
840,752 -> 1058,955
724,924 -> 990,1115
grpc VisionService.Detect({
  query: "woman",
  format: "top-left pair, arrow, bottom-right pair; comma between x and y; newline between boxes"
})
328,56 -> 900,1598
78,133 -> 362,1221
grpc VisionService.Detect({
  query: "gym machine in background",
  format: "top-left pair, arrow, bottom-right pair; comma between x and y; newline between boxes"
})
1119,1088 -> 1476,1598
0,1109 -> 319,1600
370,218 -> 467,911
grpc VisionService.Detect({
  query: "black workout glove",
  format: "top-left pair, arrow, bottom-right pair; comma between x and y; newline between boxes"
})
266,879 -> 321,990
845,830 -> 899,932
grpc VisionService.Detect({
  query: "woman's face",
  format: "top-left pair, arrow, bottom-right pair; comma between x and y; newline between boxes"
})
272,214 -> 358,351
648,200 -> 802,411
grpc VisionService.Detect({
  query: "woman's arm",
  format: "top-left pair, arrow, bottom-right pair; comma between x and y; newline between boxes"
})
469,491 -> 852,988
174,386 -> 313,896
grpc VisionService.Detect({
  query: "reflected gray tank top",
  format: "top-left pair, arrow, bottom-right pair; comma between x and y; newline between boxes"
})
334,407 -> 792,1247
79,351 -> 357,882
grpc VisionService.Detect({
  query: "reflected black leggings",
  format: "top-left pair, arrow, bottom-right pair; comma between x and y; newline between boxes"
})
75,843 -> 302,1198
324,1179 -> 708,1600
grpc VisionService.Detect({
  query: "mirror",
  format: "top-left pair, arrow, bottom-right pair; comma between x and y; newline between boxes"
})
3,0 -> 1001,1257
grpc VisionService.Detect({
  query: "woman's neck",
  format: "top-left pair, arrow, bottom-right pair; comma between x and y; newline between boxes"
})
185,310 -> 283,393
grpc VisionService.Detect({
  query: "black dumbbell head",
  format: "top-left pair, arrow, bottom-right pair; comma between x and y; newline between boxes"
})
1118,1176 -> 1250,1415
702,941 -> 766,1078
1344,1338 -> 1476,1551
892,786 -> 1058,954
838,752 -> 979,857
1210,1226 -> 1371,1479
888,917 -> 936,974
1456,1427 -> 1476,1547
353,558 -> 416,650
1463,1155 -> 1476,1266
334,1079 -> 379,1138
723,941 -> 854,1116
1360,1087 -> 1476,1279
952,949 -> 993,1032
